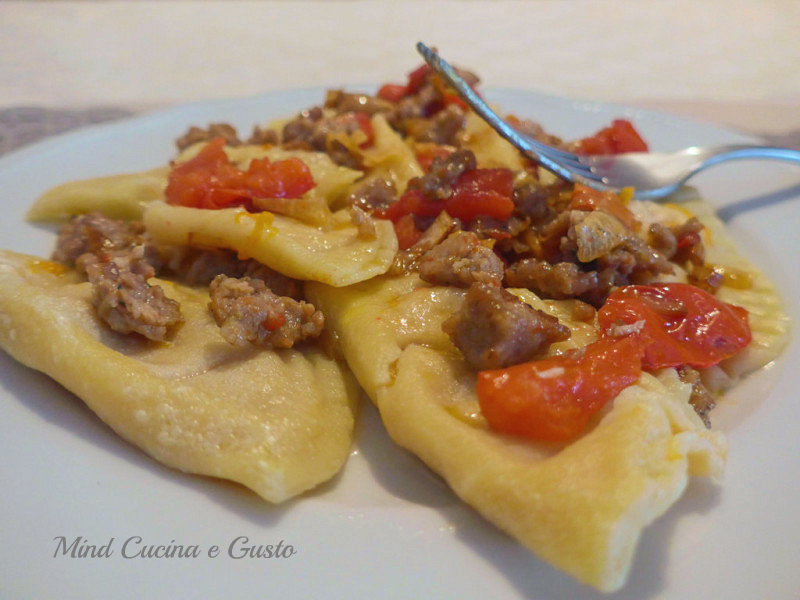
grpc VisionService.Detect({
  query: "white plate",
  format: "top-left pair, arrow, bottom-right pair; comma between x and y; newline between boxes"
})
1,88 -> 798,600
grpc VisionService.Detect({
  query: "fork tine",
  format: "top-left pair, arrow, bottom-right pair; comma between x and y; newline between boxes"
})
417,42 -> 619,190
417,45 -> 562,162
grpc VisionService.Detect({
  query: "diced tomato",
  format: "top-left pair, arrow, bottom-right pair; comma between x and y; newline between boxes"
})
382,168 -> 515,224
165,137 -> 315,210
570,183 -> 639,230
262,312 -> 286,332
448,169 -> 515,221
415,144 -> 456,172
477,336 -> 643,442
352,112 -> 375,148
393,214 -> 423,250
377,83 -> 408,103
441,91 -> 468,111
598,283 -> 751,370
576,119 -> 649,155
406,64 -> 432,94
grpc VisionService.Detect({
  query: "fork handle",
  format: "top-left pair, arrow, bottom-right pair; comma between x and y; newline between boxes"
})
701,144 -> 800,166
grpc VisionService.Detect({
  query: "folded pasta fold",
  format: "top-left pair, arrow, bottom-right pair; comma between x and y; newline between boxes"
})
0,250 -> 359,502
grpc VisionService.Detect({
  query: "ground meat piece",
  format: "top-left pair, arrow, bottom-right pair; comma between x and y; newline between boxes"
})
387,82 -> 441,124
87,260 -> 183,342
648,222 -> 678,259
324,90 -> 393,115
509,117 -> 567,150
671,217 -> 706,266
594,236 -> 674,285
246,126 -> 279,146
505,258 -> 599,299
677,365 -> 716,428
404,105 -> 466,146
408,149 -> 476,200
346,177 -> 397,213
418,231 -> 503,287
281,107 -> 365,168
52,213 -> 147,271
443,282 -> 570,370
513,180 -> 557,224
175,123 -> 241,152
389,210 -> 459,275
208,275 -> 323,348
155,247 -> 301,297
349,206 -> 377,240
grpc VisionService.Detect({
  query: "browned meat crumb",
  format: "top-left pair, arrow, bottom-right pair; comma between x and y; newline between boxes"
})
346,177 -> 397,213
418,231 -> 503,287
671,217 -> 706,266
86,260 -> 183,342
175,123 -> 241,152
349,206 -> 377,240
403,105 -> 466,145
648,222 -> 678,259
208,275 -> 323,348
324,90 -> 393,115
407,149 -> 476,200
155,247 -> 302,297
281,106 -> 366,169
247,126 -> 279,146
677,365 -> 716,428
52,212 -> 147,273
443,282 -> 570,370
505,258 -> 599,300
512,180 -> 558,224
389,211 -> 459,275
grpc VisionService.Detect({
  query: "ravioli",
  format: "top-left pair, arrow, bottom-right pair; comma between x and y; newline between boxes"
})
306,196 -> 787,591
0,250 -> 359,502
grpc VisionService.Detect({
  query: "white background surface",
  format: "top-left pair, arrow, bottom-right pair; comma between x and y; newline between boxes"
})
1,1 -> 799,142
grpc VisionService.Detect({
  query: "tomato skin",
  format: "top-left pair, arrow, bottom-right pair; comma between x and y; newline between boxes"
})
577,119 -> 649,155
382,168 -> 515,223
415,144 -> 456,172
598,283 -> 752,369
393,214 -> 423,250
570,183 -> 639,230
165,137 -> 315,210
477,336 -> 643,442
377,83 -> 408,103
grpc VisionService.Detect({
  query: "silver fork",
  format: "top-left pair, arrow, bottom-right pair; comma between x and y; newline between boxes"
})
416,42 -> 800,200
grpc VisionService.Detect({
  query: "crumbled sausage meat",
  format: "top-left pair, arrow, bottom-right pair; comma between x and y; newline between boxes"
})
505,258 -> 599,300
418,231 -> 503,287
346,178 -> 397,213
87,260 -> 183,342
175,123 -> 241,152
208,275 -> 324,348
155,247 -> 301,297
677,365 -> 716,428
442,282 -> 570,370
407,149 -> 476,200
52,213 -> 147,273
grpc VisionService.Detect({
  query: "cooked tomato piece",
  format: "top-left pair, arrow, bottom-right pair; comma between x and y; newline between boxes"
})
377,83 -> 408,103
165,137 -> 315,210
477,335 -> 643,442
415,144 -> 456,172
598,283 -> 752,369
570,183 -> 639,230
382,168 -> 515,223
393,214 -> 423,250
576,119 -> 649,155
